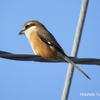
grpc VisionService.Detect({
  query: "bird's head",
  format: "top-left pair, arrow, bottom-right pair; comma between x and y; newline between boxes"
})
19,20 -> 45,38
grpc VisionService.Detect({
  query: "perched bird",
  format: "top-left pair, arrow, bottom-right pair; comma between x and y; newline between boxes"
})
19,20 -> 90,79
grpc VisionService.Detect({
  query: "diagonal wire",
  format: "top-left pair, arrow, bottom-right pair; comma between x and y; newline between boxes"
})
61,0 -> 89,100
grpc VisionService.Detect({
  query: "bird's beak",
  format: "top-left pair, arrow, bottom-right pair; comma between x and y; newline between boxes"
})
19,30 -> 24,35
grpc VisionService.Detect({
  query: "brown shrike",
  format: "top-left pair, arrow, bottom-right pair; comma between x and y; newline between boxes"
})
19,20 -> 90,79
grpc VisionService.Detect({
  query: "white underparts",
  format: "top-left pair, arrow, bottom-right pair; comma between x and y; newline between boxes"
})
24,26 -> 36,39
24,26 -> 37,55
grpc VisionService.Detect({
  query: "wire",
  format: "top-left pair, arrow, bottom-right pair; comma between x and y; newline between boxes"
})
61,0 -> 89,100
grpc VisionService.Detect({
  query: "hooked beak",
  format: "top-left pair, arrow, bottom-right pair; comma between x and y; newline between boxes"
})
19,30 -> 24,35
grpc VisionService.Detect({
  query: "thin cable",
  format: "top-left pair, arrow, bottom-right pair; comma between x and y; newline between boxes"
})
61,0 -> 89,100
1,50 -> 100,65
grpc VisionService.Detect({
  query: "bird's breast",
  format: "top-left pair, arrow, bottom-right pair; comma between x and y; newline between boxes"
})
28,31 -> 61,61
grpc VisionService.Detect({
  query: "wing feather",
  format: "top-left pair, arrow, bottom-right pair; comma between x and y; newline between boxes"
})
37,27 -> 65,55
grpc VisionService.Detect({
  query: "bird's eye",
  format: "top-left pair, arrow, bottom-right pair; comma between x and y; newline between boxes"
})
25,24 -> 35,29
25,25 -> 30,29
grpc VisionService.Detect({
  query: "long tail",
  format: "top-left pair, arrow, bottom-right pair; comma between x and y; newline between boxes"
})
58,52 -> 90,79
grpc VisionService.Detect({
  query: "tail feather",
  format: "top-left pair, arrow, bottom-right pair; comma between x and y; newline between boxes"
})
58,52 -> 90,79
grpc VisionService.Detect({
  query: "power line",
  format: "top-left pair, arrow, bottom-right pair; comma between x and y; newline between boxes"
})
61,0 -> 89,100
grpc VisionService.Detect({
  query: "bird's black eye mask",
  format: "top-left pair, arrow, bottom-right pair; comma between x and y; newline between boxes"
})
25,23 -> 35,30
19,23 -> 36,35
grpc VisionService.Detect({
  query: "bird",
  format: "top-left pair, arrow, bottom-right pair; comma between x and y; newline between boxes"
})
19,20 -> 90,79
